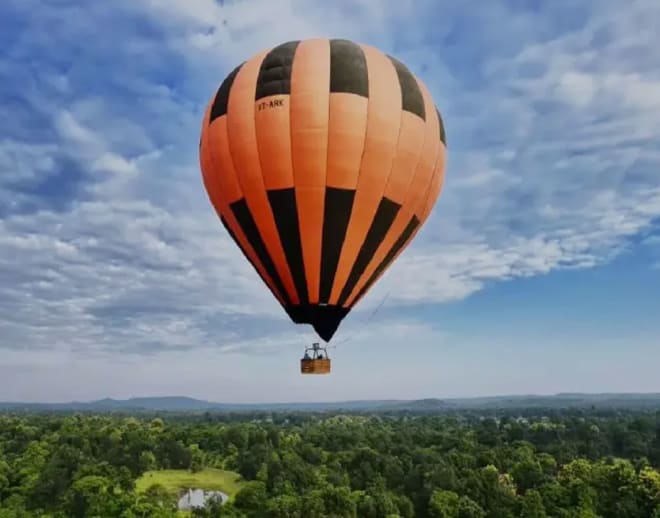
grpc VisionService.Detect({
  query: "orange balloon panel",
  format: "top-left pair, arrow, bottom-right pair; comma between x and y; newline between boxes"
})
200,38 -> 447,342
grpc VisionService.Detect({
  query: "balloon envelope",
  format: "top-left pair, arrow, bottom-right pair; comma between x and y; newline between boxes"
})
199,38 -> 447,341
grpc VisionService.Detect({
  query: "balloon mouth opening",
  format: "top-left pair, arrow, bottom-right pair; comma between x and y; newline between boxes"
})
285,304 -> 350,342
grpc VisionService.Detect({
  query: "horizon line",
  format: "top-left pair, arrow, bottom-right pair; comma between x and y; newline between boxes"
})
3,391 -> 660,406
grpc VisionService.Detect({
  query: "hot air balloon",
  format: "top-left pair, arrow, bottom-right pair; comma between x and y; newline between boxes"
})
199,38 -> 447,373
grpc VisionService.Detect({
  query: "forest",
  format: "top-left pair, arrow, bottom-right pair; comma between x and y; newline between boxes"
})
0,408 -> 659,517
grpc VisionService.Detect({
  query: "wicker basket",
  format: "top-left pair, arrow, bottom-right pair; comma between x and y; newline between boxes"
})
300,358 -> 331,374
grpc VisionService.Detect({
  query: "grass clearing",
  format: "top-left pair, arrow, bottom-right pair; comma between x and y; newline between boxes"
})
136,468 -> 245,499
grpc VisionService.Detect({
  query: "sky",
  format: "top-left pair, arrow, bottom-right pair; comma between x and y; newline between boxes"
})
1,0 -> 659,403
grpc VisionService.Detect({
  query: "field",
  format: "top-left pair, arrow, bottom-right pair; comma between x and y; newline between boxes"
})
136,468 -> 245,499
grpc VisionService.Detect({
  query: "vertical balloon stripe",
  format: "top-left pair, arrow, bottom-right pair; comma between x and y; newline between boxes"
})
436,106 -> 447,146
387,80 -> 440,261
203,109 -> 286,306
255,41 -> 299,100
226,50 -> 300,304
316,40 -> 370,304
323,49 -> 431,308
325,93 -> 368,189
253,43 -> 309,302
208,117 -> 244,205
255,93 -> 295,190
267,188 -> 309,304
255,41 -> 297,191
348,155 -> 437,308
319,187 -> 355,303
421,147 -> 446,222
337,197 -> 401,306
387,55 -> 426,120
419,94 -> 447,223
230,197 -> 292,306
344,79 -> 440,306
381,111 -> 426,203
329,39 -> 369,97
329,44 -> 401,306
324,40 -> 369,193
412,83 -> 443,219
210,63 -> 243,122
320,92 -> 368,303
351,215 -> 420,306
199,102 -> 223,211
219,214 -> 286,307
353,149 -> 444,307
290,38 -> 331,304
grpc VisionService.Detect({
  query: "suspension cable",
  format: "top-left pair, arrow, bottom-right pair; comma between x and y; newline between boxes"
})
329,290 -> 391,348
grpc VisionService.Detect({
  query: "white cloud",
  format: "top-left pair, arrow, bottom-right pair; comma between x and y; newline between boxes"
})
0,197 -> 288,356
0,140 -> 58,183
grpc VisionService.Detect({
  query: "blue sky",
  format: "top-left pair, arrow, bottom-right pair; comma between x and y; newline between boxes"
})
1,0 -> 659,402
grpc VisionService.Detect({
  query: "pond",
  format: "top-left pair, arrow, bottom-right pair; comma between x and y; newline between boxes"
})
177,488 -> 228,510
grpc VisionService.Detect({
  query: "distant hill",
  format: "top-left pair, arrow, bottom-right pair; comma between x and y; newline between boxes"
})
0,397 -> 400,413
2,393 -> 660,413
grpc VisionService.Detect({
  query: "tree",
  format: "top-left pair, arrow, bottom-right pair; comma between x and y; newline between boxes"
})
139,451 -> 157,472
457,496 -> 486,518
190,444 -> 205,473
0,459 -> 9,502
29,444 -> 84,509
300,489 -> 326,518
520,490 -> 547,518
233,481 -> 268,517
66,475 -> 119,518
511,457 -> 544,493
638,466 -> 660,514
429,489 -> 460,518
558,459 -> 597,511
355,488 -> 399,518
394,494 -> 415,518
141,483 -> 175,509
319,486 -> 357,517
265,494 -> 302,517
